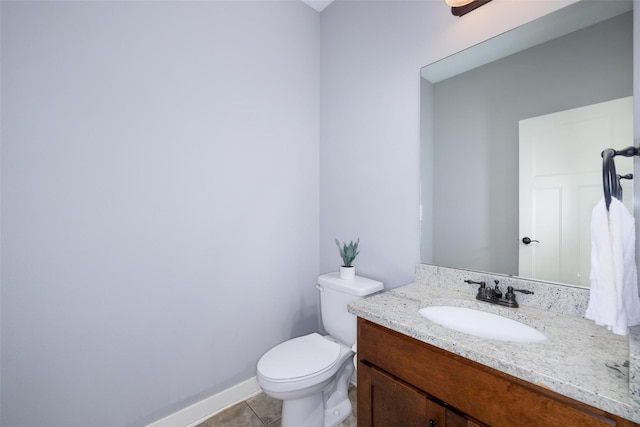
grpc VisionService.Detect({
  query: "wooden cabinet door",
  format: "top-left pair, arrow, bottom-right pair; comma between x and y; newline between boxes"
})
367,365 -> 433,426
361,364 -> 481,427
444,408 -> 475,427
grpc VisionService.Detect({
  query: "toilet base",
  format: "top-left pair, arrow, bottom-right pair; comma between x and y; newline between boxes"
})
281,393 -> 324,427
275,355 -> 354,427
325,397 -> 352,427
323,357 -> 354,427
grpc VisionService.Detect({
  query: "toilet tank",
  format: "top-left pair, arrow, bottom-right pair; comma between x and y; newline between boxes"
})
317,273 -> 383,346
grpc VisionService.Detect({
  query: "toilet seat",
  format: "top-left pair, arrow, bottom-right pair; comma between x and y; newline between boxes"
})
257,333 -> 340,382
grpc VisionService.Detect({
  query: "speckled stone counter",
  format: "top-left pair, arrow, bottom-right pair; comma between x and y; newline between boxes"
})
348,264 -> 640,424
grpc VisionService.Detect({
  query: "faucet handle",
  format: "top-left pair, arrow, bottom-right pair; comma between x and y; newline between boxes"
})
511,287 -> 534,295
504,286 -> 520,308
505,286 -> 534,300
465,279 -> 486,294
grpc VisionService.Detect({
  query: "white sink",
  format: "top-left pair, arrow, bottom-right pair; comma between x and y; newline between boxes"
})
418,306 -> 547,343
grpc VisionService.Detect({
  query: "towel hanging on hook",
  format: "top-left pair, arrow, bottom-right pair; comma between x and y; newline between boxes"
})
589,144 -> 640,334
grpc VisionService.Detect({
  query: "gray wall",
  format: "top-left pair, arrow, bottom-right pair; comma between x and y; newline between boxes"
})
1,2 -> 320,426
429,12 -> 633,275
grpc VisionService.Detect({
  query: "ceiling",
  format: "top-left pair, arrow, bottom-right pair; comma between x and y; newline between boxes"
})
301,0 -> 334,12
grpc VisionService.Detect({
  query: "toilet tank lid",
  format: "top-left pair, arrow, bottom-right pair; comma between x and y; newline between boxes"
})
318,272 -> 383,296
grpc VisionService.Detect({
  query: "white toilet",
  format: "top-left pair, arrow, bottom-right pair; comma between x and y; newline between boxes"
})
256,272 -> 383,427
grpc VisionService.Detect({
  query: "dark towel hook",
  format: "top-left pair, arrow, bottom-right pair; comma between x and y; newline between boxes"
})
601,146 -> 638,210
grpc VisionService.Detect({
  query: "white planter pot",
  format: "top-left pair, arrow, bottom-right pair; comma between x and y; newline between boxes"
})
340,266 -> 355,280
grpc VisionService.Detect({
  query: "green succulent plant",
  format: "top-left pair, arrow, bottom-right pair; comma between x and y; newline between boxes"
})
335,238 -> 360,267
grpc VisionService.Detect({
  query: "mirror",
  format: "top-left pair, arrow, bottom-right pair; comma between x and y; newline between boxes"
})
420,1 -> 634,287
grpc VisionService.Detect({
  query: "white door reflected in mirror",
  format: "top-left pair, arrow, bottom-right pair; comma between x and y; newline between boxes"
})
518,96 -> 633,286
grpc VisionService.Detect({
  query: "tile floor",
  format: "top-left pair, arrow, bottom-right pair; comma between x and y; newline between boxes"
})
197,385 -> 357,427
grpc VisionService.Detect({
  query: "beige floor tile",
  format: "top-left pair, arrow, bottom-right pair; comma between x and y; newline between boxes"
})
246,392 -> 282,425
198,402 -> 264,427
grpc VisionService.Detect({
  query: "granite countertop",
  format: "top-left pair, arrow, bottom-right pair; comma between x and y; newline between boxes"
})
348,279 -> 640,423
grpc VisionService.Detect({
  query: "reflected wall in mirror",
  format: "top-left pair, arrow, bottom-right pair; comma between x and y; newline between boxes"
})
420,1 -> 633,287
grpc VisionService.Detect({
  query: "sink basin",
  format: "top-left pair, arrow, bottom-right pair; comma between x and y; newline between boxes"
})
418,306 -> 547,343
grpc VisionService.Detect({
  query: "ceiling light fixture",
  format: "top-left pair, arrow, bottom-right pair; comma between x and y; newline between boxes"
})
446,0 -> 492,17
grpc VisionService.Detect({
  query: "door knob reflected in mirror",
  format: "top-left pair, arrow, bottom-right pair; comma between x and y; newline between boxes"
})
522,237 -> 539,245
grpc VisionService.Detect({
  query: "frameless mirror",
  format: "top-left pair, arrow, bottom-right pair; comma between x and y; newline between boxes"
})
420,1 -> 634,287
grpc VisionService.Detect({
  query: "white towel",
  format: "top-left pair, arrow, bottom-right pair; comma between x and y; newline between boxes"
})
586,197 -> 640,335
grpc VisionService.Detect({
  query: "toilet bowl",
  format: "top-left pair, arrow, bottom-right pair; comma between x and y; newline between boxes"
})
256,273 -> 383,427
257,333 -> 354,427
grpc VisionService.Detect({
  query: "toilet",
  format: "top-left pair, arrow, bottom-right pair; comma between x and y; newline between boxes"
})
256,272 -> 383,427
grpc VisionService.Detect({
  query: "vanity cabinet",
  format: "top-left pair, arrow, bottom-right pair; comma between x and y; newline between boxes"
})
357,318 -> 638,427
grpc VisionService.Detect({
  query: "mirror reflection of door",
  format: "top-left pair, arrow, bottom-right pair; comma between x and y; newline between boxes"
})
519,96 -> 633,286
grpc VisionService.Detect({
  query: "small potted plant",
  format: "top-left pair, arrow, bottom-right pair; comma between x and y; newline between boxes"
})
335,238 -> 360,279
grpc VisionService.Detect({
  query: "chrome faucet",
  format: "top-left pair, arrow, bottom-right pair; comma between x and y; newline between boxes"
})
464,279 -> 533,308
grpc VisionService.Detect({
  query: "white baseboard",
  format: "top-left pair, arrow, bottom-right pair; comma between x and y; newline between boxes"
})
146,377 -> 262,427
